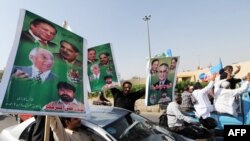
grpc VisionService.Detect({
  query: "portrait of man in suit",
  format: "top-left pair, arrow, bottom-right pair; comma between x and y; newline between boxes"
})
88,64 -> 105,91
151,63 -> 172,91
87,48 -> 98,65
12,47 -> 56,82
20,18 -> 57,47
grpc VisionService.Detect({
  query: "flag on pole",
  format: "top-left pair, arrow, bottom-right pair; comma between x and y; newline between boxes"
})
165,49 -> 172,57
199,58 -> 223,82
210,58 -> 223,74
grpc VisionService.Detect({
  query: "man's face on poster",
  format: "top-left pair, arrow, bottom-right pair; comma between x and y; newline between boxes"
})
58,87 -> 74,102
30,22 -> 56,42
105,77 -> 112,84
92,65 -> 100,75
88,50 -> 96,61
152,60 -> 159,72
60,41 -> 79,62
170,59 -> 177,70
33,49 -> 54,72
158,65 -> 168,81
99,54 -> 109,65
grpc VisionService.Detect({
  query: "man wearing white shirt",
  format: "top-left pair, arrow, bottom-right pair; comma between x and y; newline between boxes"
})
12,47 -> 56,82
214,73 -> 250,116
167,94 -> 212,139
192,74 -> 216,118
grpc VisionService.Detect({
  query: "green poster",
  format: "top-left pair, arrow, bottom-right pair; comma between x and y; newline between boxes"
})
146,57 -> 179,106
0,9 -> 86,116
87,43 -> 119,92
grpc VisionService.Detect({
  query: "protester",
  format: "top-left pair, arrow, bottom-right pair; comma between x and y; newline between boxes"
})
192,74 -> 216,118
27,116 -> 55,141
214,72 -> 250,116
167,94 -> 212,139
50,116 -> 102,141
180,85 -> 195,112
219,65 -> 241,89
106,81 -> 145,112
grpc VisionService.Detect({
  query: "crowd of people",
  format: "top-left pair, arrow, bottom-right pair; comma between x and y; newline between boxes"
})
166,65 -> 250,139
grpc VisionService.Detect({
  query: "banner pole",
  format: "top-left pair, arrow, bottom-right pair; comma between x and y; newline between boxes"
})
44,116 -> 50,141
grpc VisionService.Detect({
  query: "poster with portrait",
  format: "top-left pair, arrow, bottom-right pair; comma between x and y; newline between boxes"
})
0,9 -> 88,117
145,57 -> 179,106
87,43 -> 119,92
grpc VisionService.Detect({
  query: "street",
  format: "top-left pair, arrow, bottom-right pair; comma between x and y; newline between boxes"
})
0,114 -> 18,132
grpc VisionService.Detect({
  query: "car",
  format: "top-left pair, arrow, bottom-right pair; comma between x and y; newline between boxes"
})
0,106 -> 194,141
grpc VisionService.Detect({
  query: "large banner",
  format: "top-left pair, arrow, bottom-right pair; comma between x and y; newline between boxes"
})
145,57 -> 179,106
87,43 -> 119,92
0,9 -> 87,117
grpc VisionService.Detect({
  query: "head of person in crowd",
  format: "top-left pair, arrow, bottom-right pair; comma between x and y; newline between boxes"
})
59,40 -> 80,63
193,82 -> 203,90
219,65 -> 233,78
29,47 -> 54,73
99,52 -> 110,65
122,81 -> 132,95
183,85 -> 190,92
224,65 -> 234,74
157,63 -> 169,81
188,85 -> 194,93
170,57 -> 178,70
87,48 -> 97,63
60,117 -> 81,131
29,18 -> 57,43
57,82 -> 76,103
175,94 -> 182,105
150,59 -> 159,74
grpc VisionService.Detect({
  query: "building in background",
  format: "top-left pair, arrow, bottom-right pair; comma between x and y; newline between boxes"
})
177,61 -> 250,82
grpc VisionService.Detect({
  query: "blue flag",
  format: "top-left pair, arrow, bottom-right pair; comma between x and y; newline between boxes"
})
210,58 -> 223,74
165,49 -> 172,57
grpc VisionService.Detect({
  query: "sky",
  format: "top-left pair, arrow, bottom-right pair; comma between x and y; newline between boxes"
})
0,0 -> 250,80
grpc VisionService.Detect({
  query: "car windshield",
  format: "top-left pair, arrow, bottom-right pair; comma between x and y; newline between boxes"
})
103,112 -> 166,141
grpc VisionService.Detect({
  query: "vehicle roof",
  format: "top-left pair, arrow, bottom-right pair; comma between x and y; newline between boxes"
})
81,106 -> 130,127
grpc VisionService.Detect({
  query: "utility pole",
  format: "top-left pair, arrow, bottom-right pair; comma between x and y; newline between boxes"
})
143,15 -> 152,59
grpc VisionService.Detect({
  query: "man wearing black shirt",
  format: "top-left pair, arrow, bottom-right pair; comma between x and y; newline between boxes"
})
220,65 -> 241,89
109,81 -> 145,112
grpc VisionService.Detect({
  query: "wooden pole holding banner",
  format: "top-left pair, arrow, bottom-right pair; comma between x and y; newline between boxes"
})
44,116 -> 50,141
